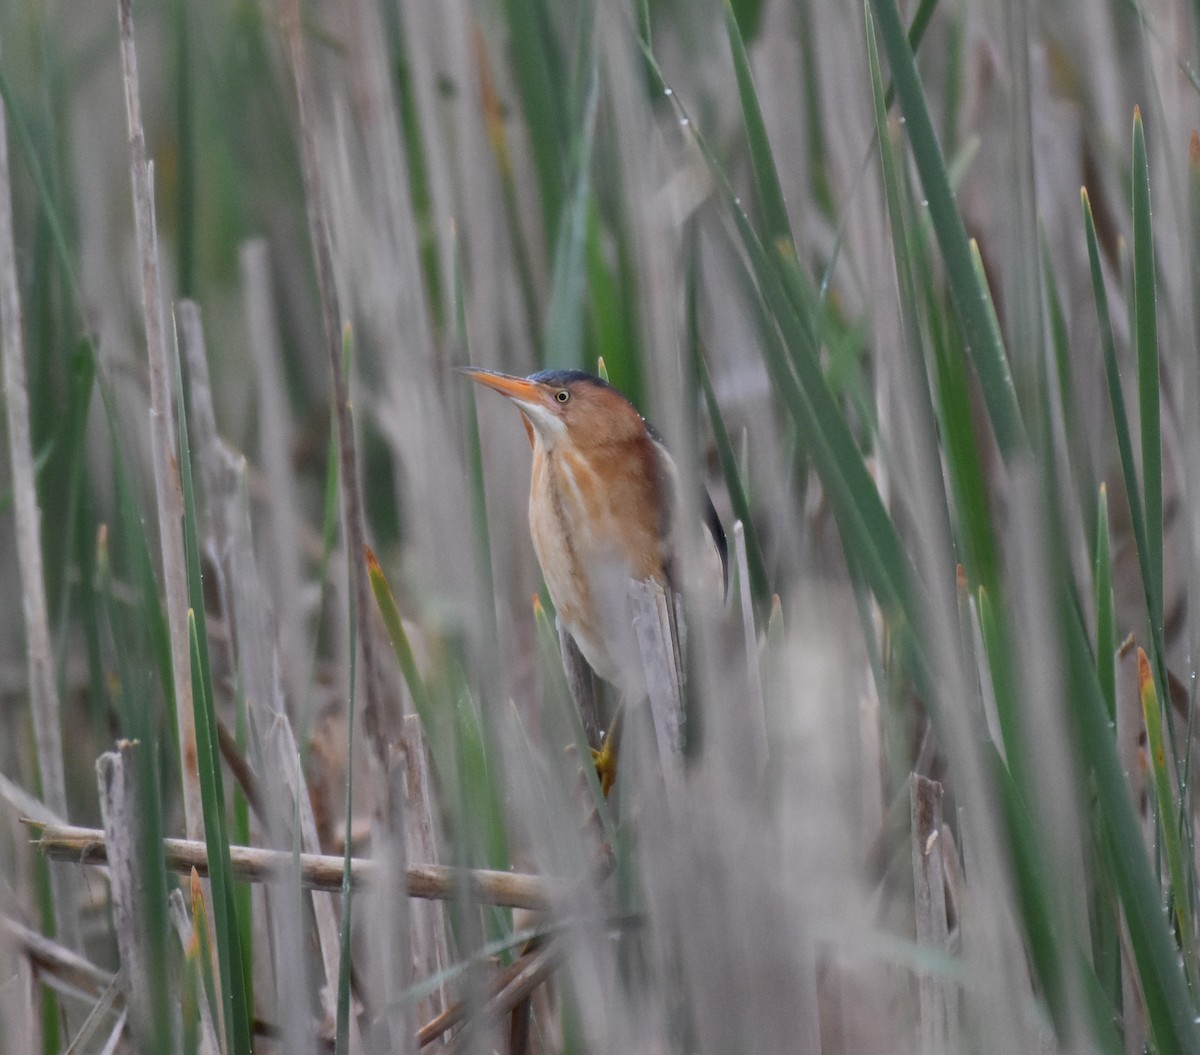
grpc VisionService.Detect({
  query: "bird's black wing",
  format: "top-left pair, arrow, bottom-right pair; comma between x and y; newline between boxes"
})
703,487 -> 729,595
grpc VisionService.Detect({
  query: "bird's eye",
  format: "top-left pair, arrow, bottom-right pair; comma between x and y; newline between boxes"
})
555,389 -> 570,404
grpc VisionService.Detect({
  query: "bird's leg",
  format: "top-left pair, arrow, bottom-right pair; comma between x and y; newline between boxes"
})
557,619 -> 623,798
557,618 -> 605,750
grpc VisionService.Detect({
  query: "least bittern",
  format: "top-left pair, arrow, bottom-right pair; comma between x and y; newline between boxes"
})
464,368 -> 726,781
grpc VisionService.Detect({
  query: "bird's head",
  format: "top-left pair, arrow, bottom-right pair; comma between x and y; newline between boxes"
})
461,368 -> 644,450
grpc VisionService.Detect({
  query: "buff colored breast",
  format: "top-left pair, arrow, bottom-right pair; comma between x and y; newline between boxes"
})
529,434 -> 668,686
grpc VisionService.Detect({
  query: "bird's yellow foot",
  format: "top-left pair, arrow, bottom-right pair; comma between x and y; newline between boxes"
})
590,745 -> 616,798
589,707 -> 623,798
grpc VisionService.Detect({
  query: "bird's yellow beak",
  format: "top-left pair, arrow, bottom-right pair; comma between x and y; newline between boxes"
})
461,368 -> 544,447
460,368 -> 544,405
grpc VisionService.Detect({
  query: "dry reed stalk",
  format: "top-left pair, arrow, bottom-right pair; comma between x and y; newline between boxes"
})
280,9 -> 406,1047
116,0 -> 203,840
337,0 -> 478,631
176,300 -> 344,1039
239,241 -> 305,708
279,0 -> 388,765
400,714 -> 450,1026
416,941 -> 560,1049
939,822 -> 964,932
0,920 -> 33,1053
166,303 -> 232,1048
1114,642 -> 1151,1051
0,769 -> 67,829
0,914 -> 113,1004
61,972 -> 122,1055
0,93 -> 81,954
20,953 -> 41,1054
733,521 -> 768,776
468,942 -> 558,1050
33,822 -> 565,910
96,743 -> 169,1051
66,984 -> 123,1055
366,752 -> 418,1053
910,773 -> 957,1054
96,1010 -> 129,1055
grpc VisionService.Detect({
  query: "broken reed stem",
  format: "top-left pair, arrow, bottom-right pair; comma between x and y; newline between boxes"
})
910,773 -> 957,1055
0,96 -> 80,952
280,0 -> 387,765
419,941 -> 560,1049
117,0 -> 203,840
96,745 -> 160,1049
31,823 -> 563,911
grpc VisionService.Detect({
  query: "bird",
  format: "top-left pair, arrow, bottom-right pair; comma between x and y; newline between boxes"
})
463,367 -> 726,782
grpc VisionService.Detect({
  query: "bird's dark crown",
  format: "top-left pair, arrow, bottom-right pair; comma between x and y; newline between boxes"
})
527,369 -> 613,390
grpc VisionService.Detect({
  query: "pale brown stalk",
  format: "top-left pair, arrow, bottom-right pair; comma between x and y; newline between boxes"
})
910,773 -> 957,1054
417,941 -> 559,1049
96,744 -> 168,1051
279,0 -> 388,764
32,822 -> 564,910
116,0 -> 202,840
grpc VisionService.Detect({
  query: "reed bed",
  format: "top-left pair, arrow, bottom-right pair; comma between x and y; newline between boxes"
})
1,0 -> 1200,1051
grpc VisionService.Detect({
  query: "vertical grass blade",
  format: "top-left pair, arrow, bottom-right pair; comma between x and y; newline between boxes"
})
189,613 -> 253,1055
1042,229 -> 1096,550
92,534 -> 175,1051
866,0 -> 1027,458
95,383 -> 180,798
118,0 -> 203,840
453,235 -> 499,666
1062,605 -> 1198,1055
543,52 -> 598,369
367,546 -> 432,730
723,2 -> 794,251
0,93 -> 77,952
1094,486 -> 1116,722
187,870 -> 220,1055
174,306 -> 253,1055
0,68 -> 84,314
1137,648 -> 1197,980
641,46 -> 936,700
1131,109 -> 1163,641
927,290 -> 999,593
1082,186 -> 1171,667
335,566 -> 358,1055
696,352 -> 768,612
502,0 -> 568,251
866,1 -> 960,604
